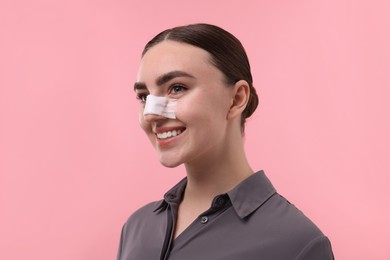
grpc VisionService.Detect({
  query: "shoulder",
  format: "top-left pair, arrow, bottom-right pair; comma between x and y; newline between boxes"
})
119,200 -> 166,245
257,193 -> 323,235
249,192 -> 334,259
118,200 -> 167,260
295,235 -> 334,260
121,200 -> 164,235
124,200 -> 164,227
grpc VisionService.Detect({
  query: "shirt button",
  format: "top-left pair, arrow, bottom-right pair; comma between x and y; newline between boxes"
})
201,216 -> 208,224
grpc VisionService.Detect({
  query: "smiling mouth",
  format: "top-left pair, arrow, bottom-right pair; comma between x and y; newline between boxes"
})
156,128 -> 186,140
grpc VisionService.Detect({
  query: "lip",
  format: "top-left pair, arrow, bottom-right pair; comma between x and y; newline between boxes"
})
154,127 -> 186,147
154,126 -> 186,134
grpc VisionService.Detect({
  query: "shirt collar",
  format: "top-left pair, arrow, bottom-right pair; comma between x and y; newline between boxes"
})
153,170 -> 276,219
227,170 -> 276,218
153,177 -> 187,213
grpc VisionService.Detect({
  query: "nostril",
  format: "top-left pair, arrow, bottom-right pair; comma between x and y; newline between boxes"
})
143,113 -> 167,122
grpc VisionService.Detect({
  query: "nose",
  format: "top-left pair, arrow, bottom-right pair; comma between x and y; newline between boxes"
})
141,112 -> 167,125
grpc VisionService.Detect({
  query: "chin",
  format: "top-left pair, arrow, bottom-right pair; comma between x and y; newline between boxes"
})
159,159 -> 182,168
158,154 -> 184,168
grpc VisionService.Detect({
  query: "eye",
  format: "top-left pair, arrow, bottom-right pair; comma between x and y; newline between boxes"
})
170,84 -> 187,95
136,93 -> 149,103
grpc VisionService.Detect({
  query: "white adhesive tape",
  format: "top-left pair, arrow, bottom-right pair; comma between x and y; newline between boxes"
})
143,95 -> 177,119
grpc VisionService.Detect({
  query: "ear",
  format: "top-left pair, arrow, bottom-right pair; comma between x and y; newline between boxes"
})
227,80 -> 250,120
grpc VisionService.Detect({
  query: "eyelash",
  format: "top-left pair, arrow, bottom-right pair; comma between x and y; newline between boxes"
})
136,93 -> 149,103
169,84 -> 187,95
135,84 -> 187,103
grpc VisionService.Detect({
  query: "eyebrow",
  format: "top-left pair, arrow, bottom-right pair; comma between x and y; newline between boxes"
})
133,70 -> 195,91
134,82 -> 147,91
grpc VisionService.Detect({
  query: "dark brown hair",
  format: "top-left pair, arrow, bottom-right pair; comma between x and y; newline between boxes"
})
142,23 -> 259,132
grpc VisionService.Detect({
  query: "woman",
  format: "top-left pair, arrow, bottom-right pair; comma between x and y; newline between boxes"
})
117,23 -> 334,260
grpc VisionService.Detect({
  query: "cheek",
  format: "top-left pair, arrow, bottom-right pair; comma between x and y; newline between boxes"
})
175,96 -> 228,125
138,108 -> 147,132
138,106 -> 143,123
173,99 -> 198,122
172,101 -> 183,120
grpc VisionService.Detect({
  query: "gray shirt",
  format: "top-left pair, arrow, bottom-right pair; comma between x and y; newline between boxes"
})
117,171 -> 334,260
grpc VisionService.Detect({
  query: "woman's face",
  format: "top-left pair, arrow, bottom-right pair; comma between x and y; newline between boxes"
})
135,41 -> 235,168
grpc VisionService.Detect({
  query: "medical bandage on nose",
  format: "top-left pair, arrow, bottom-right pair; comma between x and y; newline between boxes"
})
143,95 -> 177,119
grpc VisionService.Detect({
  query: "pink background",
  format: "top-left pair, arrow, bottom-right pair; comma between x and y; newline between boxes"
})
1,0 -> 389,259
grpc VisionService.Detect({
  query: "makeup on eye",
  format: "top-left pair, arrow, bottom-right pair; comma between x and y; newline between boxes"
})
136,92 -> 149,103
169,84 -> 188,95
135,83 -> 188,102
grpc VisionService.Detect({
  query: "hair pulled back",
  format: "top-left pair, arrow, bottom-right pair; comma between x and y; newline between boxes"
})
142,23 -> 259,132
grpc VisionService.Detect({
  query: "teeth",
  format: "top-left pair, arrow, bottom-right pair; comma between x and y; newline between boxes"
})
157,129 -> 183,140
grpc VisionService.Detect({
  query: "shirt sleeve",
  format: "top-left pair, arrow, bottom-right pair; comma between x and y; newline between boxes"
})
295,236 -> 334,260
117,223 -> 126,260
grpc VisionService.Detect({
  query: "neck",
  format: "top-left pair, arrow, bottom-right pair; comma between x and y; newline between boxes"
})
183,132 -> 253,202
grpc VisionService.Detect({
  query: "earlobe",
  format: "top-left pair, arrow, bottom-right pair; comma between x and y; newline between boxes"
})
227,80 -> 250,120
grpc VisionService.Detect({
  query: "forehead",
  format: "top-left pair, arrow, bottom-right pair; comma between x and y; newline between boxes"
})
137,41 -> 215,82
